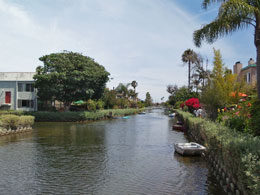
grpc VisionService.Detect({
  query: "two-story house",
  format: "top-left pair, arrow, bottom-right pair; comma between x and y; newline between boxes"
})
0,72 -> 37,111
233,58 -> 257,85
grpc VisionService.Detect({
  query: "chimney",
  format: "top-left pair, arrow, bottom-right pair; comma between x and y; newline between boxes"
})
233,61 -> 242,74
248,58 -> 255,65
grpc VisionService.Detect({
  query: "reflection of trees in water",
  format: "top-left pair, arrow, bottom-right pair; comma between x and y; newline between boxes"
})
33,122 -> 107,194
0,132 -> 33,146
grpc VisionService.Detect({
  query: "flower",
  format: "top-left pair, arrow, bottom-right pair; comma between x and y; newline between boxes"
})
185,98 -> 200,110
248,102 -> 252,107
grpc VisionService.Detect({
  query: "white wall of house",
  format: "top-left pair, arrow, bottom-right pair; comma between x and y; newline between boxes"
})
0,73 -> 37,111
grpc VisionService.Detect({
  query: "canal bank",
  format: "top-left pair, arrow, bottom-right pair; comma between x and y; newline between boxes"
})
0,109 -> 225,194
25,108 -> 144,122
176,109 -> 260,195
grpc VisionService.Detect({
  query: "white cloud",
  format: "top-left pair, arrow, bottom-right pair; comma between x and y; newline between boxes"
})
0,0 -> 247,101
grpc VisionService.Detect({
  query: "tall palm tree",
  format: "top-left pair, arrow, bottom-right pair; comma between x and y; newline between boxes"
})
182,49 -> 198,89
131,80 -> 138,101
193,0 -> 260,99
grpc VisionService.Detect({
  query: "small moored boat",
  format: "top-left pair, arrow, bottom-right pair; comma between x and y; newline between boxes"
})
174,142 -> 206,156
138,112 -> 146,115
172,125 -> 185,131
168,113 -> 175,117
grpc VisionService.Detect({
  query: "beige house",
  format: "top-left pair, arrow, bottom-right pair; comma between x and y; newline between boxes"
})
233,58 -> 257,85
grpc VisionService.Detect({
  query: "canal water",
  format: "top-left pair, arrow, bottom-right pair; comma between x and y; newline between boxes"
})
0,109 -> 226,195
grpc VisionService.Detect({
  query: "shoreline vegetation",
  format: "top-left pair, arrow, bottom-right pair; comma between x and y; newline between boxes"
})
176,109 -> 260,194
0,108 -> 144,123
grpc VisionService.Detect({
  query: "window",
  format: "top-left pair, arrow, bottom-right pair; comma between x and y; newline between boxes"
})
247,72 -> 251,83
18,83 -> 24,92
5,92 -> 11,104
18,83 -> 34,92
18,100 -> 34,108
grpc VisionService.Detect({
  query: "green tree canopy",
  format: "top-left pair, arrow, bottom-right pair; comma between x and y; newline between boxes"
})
182,49 -> 198,88
201,49 -> 236,118
34,51 -> 110,110
144,92 -> 153,107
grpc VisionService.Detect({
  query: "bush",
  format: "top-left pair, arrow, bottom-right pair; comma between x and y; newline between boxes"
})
0,115 -> 20,129
96,100 -> 105,110
26,109 -> 143,122
224,116 -> 248,133
177,110 -> 260,194
249,100 -> 260,136
0,115 -> 35,130
86,99 -> 96,111
18,116 -> 35,128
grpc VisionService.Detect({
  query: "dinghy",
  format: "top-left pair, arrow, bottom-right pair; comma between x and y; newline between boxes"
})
174,142 -> 206,156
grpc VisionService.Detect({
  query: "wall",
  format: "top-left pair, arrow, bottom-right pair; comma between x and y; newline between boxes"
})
0,81 -> 17,110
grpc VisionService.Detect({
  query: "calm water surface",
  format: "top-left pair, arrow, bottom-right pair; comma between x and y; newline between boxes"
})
0,109 -> 226,195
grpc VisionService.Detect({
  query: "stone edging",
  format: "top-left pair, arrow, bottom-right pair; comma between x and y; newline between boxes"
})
0,127 -> 33,136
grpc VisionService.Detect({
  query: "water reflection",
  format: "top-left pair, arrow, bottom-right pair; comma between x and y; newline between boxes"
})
0,109 -> 226,195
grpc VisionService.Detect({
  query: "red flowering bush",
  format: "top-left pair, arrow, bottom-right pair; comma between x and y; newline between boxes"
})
185,98 -> 200,113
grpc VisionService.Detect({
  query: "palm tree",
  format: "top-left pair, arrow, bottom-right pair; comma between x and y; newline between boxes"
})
193,0 -> 260,99
182,49 -> 198,88
131,80 -> 138,101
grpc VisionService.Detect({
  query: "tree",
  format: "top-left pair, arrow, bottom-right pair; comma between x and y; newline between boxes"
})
144,92 -> 153,106
34,51 -> 110,111
182,49 -> 198,88
115,83 -> 130,98
103,89 -> 117,109
193,0 -> 260,99
131,80 -> 138,101
201,49 -> 235,118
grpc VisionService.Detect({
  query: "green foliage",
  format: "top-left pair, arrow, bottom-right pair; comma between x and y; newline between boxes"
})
27,109 -> 142,122
249,100 -> 260,136
34,51 -> 110,110
103,89 -> 117,109
86,99 -> 96,111
144,92 -> 152,106
193,0 -> 260,100
18,116 -> 35,127
173,101 -> 184,109
96,100 -> 105,110
177,110 -> 260,194
0,115 -> 34,129
167,85 -> 198,106
201,49 -> 236,119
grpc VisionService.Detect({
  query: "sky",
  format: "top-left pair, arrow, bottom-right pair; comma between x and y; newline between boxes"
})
0,0 -> 256,102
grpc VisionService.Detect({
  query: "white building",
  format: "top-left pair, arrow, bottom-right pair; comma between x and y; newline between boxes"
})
0,72 -> 37,111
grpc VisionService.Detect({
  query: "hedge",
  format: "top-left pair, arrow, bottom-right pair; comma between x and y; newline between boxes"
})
176,110 -> 260,194
26,108 -> 143,122
0,114 -> 35,130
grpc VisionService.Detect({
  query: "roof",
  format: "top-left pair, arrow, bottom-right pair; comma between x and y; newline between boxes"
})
0,72 -> 36,81
241,64 -> 256,71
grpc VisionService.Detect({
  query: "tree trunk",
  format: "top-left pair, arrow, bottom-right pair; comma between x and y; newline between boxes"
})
257,45 -> 260,100
188,61 -> 191,89
255,18 -> 260,100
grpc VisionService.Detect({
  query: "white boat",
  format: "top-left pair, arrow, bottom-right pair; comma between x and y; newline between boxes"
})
174,142 -> 206,156
138,112 -> 146,115
169,113 -> 175,117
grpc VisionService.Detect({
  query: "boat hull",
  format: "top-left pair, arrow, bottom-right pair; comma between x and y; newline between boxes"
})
174,143 -> 206,156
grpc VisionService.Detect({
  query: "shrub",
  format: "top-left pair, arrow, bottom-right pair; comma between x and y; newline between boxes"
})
18,116 -> 35,128
0,114 -> 20,129
185,98 -> 200,113
86,99 -> 96,111
96,100 -> 105,110
249,100 -> 260,136
177,110 -> 260,194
